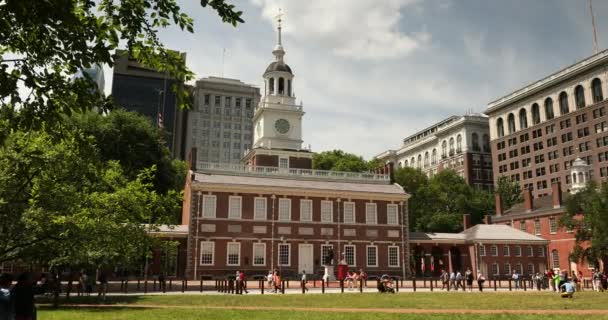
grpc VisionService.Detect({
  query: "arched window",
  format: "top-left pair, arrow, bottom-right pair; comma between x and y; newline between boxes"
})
472,133 -> 479,151
269,78 -> 275,94
575,85 -> 585,109
531,103 -> 541,124
551,249 -> 560,268
424,152 -> 430,168
507,113 -> 516,134
417,154 -> 422,168
404,159 -> 409,167
592,78 -> 603,103
398,162 -> 403,168
544,98 -> 554,120
431,149 -> 437,164
449,138 -> 455,155
456,134 -> 462,153
287,79 -> 292,96
496,118 -> 505,137
411,157 -> 415,167
483,134 -> 490,152
442,141 -> 447,158
278,77 -> 285,95
519,108 -> 528,129
559,91 -> 569,115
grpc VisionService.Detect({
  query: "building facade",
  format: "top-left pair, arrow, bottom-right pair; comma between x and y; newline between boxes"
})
485,49 -> 608,197
111,50 -> 187,158
376,114 -> 494,190
186,77 -> 260,164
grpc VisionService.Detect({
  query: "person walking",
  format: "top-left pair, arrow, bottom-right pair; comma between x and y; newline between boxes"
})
301,270 -> 308,293
267,270 -> 274,291
11,273 -> 38,320
440,270 -> 449,290
0,273 -> 13,320
273,270 -> 281,293
476,271 -> 485,292
238,271 -> 248,294
359,269 -> 367,288
455,271 -> 463,291
449,271 -> 456,291
97,270 -> 108,301
465,269 -> 474,292
553,272 -> 561,294
512,271 -> 520,290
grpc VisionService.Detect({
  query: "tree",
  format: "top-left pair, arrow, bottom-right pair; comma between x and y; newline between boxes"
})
495,176 -> 523,210
561,182 -> 608,269
393,167 -> 429,229
313,150 -> 374,172
0,0 -> 243,135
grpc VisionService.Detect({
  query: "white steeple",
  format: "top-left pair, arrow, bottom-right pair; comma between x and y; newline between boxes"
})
273,8 -> 285,62
570,157 -> 591,193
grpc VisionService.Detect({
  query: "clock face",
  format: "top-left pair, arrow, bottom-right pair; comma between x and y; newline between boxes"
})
275,118 -> 290,134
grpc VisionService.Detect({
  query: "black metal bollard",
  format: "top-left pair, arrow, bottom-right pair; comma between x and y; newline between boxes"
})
462,280 -> 466,292
144,279 -> 148,294
494,278 -> 497,291
509,279 -> 512,291
137,278 -> 141,291
322,279 -> 325,293
261,279 -> 264,294
200,278 -> 203,292
423,279 -> 426,288
430,278 -> 434,291
396,279 -> 399,292
181,279 -> 185,293
153,279 -> 157,291
413,278 -> 416,292
281,280 -> 285,294
359,277 -> 363,293
301,280 -> 305,294
340,279 -> 344,293
523,279 -> 527,291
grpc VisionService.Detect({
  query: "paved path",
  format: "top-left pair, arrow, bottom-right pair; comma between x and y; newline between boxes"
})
63,304 -> 608,315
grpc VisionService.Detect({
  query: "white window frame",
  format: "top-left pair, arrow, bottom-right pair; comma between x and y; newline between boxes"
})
503,245 -> 510,257
278,243 -> 291,266
479,245 -> 486,256
527,263 -> 535,275
386,204 -> 399,225
549,217 -> 557,234
344,245 -> 356,267
300,199 -> 313,222
226,242 -> 241,266
202,195 -> 217,218
278,198 -> 291,221
366,245 -> 378,267
527,246 -> 534,257
537,246 -> 545,257
534,219 -> 541,235
200,241 -> 214,266
254,197 -> 267,220
365,203 -> 377,225
514,245 -> 522,257
551,250 -> 560,268
490,245 -> 498,256
228,196 -> 242,219
321,244 -> 334,264
388,246 -> 400,267
343,202 -> 355,224
279,157 -> 289,169
491,263 -> 499,276
504,263 -> 511,275
321,200 -> 333,223
252,243 -> 266,266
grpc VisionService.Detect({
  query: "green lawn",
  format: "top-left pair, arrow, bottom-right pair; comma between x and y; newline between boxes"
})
38,292 -> 608,320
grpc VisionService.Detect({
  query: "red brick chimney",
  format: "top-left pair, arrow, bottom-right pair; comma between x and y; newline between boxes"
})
495,193 -> 503,216
551,182 -> 562,208
463,214 -> 472,230
523,187 -> 533,213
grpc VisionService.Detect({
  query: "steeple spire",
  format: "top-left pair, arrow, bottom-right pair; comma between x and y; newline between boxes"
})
273,8 -> 285,62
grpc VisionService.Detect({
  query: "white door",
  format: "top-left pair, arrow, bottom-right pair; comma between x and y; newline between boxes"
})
298,244 -> 313,274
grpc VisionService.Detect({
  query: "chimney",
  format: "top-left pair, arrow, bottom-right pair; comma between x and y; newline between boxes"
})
494,193 -> 503,216
463,214 -> 472,230
551,182 -> 563,208
483,215 -> 492,225
523,187 -> 533,213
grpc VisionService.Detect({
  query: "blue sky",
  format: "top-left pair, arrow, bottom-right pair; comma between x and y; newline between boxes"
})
104,0 -> 608,159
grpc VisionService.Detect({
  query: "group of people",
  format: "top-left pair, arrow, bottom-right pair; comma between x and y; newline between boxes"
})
266,269 -> 282,293
344,269 -> 367,290
439,269 -> 486,291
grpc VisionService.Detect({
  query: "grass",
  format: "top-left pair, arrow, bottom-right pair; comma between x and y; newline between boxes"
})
38,292 -> 608,320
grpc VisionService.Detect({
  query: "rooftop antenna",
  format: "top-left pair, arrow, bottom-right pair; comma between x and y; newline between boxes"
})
589,0 -> 599,54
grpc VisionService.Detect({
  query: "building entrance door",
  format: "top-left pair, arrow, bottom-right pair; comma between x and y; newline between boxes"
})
298,244 -> 313,274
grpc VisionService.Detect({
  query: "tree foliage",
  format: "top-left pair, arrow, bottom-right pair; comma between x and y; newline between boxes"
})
312,150 -> 379,172
0,0 -> 243,135
561,182 -> 608,268
495,176 -> 523,210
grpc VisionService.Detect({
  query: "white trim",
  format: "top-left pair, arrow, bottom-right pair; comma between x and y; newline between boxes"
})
503,245 -> 510,257
344,244 -> 356,267
504,262 -> 511,275
300,199 -> 313,222
526,246 -> 534,257
479,245 -> 486,256
254,197 -> 267,220
365,202 -> 377,225
226,242 -> 241,266
386,204 -> 399,225
278,198 -> 291,221
343,202 -> 356,224
202,195 -> 217,218
199,241 -> 214,266
388,246 -> 400,267
252,242 -> 266,266
491,262 -> 500,276
514,245 -> 522,257
321,200 -> 333,223
490,245 -> 498,256
228,196 -> 242,219
366,245 -> 378,267
278,243 -> 291,266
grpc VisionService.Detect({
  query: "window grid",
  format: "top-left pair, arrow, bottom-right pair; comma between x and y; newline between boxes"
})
228,196 -> 242,219
491,263 -> 499,276
490,245 -> 498,256
278,244 -> 290,266
366,246 -> 378,267
300,199 -> 313,222
254,197 -> 267,220
388,246 -> 400,267
519,220 -> 526,232
387,204 -> 399,225
202,195 -> 216,218
479,245 -> 486,256
534,219 -> 541,235
321,200 -> 333,223
365,203 -> 377,224
226,243 -> 240,266
200,241 -> 214,266
527,246 -> 534,257
344,245 -> 356,266
253,243 -> 266,266
321,245 -> 333,265
504,263 -> 511,275
514,246 -> 522,257
537,246 -> 545,257
549,217 -> 557,234
343,202 -> 355,224
503,245 -> 510,257
278,198 -> 291,221
527,263 -> 535,275
551,250 -> 560,268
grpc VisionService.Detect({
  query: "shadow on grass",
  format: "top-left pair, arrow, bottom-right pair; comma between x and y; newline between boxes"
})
37,295 -> 143,306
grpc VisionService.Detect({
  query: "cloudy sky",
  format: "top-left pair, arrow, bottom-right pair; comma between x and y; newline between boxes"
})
104,0 -> 608,159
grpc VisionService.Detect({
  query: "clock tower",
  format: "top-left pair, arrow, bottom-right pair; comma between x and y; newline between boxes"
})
243,11 -> 313,169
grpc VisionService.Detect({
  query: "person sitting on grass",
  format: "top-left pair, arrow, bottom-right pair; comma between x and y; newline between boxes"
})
377,275 -> 395,294
560,280 -> 575,298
